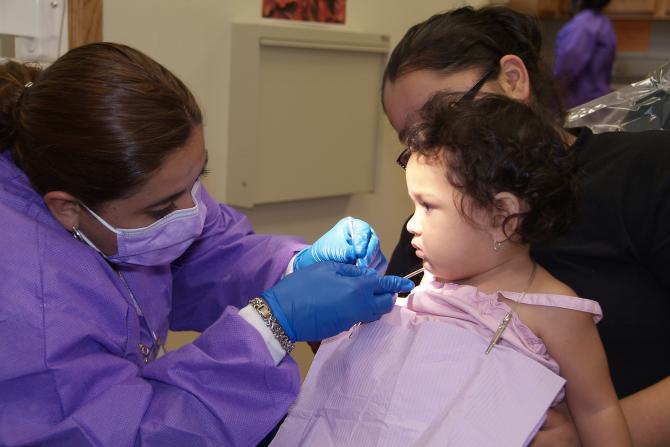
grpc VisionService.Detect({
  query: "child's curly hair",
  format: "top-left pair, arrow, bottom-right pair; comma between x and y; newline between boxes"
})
403,92 -> 577,244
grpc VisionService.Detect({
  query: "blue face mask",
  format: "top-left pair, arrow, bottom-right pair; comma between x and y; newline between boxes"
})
75,181 -> 207,266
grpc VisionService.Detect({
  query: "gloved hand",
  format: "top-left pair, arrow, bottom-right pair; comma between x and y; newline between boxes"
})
262,261 -> 414,342
293,217 -> 388,274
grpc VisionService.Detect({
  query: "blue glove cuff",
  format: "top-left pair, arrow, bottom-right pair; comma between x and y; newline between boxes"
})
292,247 -> 314,272
260,290 -> 298,342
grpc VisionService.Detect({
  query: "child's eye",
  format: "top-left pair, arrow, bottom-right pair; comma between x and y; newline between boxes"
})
149,202 -> 177,220
421,202 -> 433,212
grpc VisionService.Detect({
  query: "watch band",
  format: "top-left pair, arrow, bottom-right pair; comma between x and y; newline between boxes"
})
249,297 -> 295,354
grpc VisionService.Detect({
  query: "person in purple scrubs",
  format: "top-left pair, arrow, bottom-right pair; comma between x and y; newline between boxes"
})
554,0 -> 617,108
0,43 -> 413,446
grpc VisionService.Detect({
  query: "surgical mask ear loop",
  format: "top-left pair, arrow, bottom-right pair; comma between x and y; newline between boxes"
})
78,202 -> 121,235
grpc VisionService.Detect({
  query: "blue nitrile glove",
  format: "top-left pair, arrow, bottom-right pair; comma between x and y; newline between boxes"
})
261,261 -> 414,342
293,217 -> 388,274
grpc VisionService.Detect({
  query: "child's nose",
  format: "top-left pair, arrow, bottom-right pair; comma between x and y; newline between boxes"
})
406,212 -> 420,235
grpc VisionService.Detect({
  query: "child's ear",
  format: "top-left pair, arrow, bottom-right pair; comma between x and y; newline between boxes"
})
490,192 -> 524,241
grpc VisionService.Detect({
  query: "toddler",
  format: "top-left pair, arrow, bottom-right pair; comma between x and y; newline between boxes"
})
272,93 -> 631,447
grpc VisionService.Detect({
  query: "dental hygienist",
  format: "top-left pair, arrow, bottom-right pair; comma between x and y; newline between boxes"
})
0,43 -> 413,447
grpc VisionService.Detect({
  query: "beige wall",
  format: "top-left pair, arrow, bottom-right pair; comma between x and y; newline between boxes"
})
103,0 -> 484,378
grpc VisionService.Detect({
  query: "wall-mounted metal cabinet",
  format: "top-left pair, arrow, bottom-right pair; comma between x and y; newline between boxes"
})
227,22 -> 389,207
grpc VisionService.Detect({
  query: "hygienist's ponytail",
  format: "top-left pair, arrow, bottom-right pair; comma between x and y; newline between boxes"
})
0,61 -> 40,155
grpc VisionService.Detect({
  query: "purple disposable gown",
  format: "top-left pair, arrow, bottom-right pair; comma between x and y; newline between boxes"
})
554,9 -> 617,108
0,151 -> 306,446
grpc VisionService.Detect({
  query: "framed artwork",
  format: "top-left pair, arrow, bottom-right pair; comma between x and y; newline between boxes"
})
262,0 -> 346,24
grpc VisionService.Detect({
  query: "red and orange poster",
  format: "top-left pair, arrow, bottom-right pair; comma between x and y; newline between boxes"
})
262,0 -> 346,24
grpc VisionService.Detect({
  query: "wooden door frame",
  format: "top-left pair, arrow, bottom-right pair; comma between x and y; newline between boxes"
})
68,0 -> 103,49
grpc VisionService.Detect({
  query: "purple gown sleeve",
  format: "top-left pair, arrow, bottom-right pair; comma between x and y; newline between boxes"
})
170,187 -> 307,332
0,233 -> 301,447
139,308 -> 301,446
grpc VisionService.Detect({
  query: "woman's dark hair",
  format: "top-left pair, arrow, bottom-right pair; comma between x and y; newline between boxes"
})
579,0 -> 612,11
383,6 -> 565,125
404,92 -> 577,244
0,42 -> 202,208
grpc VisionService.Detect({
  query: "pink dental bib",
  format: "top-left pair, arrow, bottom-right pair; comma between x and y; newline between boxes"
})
272,278 -> 601,447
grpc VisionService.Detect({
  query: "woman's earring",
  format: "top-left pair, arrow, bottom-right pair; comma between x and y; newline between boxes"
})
493,240 -> 504,252
72,226 -> 84,242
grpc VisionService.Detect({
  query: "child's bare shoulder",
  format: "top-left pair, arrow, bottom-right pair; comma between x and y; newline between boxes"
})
516,266 -> 590,335
530,267 -> 577,297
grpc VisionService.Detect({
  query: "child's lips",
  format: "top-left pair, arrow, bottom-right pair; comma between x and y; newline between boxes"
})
411,243 -> 424,259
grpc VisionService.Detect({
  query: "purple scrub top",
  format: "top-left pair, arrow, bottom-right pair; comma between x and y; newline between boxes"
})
554,9 -> 617,108
0,151 -> 306,446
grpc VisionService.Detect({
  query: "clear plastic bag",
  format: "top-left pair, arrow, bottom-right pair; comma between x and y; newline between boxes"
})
565,62 -> 670,133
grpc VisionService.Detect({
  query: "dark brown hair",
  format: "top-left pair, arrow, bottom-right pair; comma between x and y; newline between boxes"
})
0,42 -> 202,207
581,0 -> 612,10
383,6 -> 565,125
404,92 -> 577,244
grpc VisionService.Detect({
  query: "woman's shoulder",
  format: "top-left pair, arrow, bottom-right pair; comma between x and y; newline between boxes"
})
575,129 -> 670,185
0,177 -> 112,291
579,129 -> 670,157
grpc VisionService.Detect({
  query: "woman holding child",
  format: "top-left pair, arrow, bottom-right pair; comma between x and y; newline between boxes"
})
274,7 -> 668,446
383,6 -> 670,446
